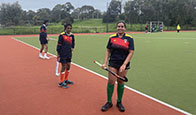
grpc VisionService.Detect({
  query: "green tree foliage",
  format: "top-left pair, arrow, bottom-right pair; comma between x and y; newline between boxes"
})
71,5 -> 101,20
124,0 -> 196,26
51,2 -> 74,24
0,2 -> 74,26
103,0 -> 122,23
22,10 -> 36,25
0,2 -> 22,26
0,0 -> 196,27
80,5 -> 95,19
36,8 -> 51,21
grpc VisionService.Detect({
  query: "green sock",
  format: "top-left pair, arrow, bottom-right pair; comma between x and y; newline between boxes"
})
107,83 -> 114,103
117,84 -> 124,102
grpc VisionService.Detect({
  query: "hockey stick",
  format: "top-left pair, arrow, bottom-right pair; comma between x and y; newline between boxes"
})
93,60 -> 128,82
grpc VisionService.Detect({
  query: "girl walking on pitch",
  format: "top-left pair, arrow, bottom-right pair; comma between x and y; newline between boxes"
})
56,24 -> 75,88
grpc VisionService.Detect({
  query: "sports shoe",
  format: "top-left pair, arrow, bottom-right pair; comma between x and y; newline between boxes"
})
65,80 -> 74,85
101,102 -> 113,111
39,54 -> 44,59
56,73 -> 60,77
44,55 -> 50,59
58,81 -> 69,88
116,101 -> 125,112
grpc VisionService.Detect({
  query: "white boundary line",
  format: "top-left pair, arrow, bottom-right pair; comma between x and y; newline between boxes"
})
12,37 -> 192,115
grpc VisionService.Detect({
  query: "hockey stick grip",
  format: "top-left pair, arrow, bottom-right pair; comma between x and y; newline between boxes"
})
93,60 -> 102,67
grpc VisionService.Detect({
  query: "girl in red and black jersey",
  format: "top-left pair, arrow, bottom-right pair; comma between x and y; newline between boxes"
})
39,20 -> 50,59
101,21 -> 134,112
56,24 -> 75,88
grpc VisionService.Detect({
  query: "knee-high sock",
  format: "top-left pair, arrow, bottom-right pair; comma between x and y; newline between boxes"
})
117,84 -> 124,102
107,83 -> 114,103
56,61 -> 59,73
60,72 -> 65,83
64,70 -> 70,81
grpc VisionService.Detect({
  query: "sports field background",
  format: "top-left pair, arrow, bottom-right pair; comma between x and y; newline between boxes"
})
15,32 -> 196,114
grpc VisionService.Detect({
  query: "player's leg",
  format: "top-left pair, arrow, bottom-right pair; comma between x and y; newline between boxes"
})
43,44 -> 49,59
101,67 -> 117,112
64,61 -> 74,84
39,44 -> 44,58
116,70 -> 128,112
58,61 -> 68,88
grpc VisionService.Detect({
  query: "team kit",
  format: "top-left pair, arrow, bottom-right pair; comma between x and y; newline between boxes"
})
39,20 -> 134,112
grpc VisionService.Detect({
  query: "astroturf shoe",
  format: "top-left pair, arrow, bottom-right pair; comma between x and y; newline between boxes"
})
58,81 -> 69,88
56,73 -> 60,77
101,102 -> 113,112
44,55 -> 50,59
39,54 -> 44,59
116,101 -> 125,112
65,80 -> 74,85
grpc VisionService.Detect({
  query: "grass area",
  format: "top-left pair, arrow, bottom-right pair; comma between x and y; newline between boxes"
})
73,19 -> 105,27
2,18 -> 190,35
15,32 -> 196,114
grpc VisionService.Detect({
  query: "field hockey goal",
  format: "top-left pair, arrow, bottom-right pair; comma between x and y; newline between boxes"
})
146,21 -> 164,32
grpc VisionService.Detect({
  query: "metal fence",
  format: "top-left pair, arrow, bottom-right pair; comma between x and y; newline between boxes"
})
0,24 -> 196,35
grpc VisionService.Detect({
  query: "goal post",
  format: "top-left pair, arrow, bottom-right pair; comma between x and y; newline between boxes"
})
146,21 -> 164,32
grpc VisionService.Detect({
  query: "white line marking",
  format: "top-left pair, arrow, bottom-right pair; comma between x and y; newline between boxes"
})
12,37 -> 192,115
48,38 -> 57,41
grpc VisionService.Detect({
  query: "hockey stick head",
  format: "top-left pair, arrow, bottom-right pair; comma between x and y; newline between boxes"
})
119,76 -> 128,82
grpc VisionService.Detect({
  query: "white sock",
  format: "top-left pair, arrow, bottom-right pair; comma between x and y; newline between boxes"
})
44,53 -> 47,57
56,61 -> 59,73
40,53 -> 42,56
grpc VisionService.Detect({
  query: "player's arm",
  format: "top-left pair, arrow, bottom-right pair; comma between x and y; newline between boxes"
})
56,35 -> 63,55
71,35 -> 75,52
102,38 -> 111,69
120,38 -> 135,72
119,50 -> 134,72
102,48 -> 110,69
45,27 -> 48,40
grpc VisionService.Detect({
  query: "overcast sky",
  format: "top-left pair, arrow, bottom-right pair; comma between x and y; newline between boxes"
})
0,0 -> 114,12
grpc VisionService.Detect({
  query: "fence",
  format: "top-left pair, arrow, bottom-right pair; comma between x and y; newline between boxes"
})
0,24 -> 196,35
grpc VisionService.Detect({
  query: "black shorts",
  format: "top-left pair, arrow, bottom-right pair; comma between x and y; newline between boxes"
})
40,38 -> 48,45
60,58 -> 71,64
108,60 -> 130,70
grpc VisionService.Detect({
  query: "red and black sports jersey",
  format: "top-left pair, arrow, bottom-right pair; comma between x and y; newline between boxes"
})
56,32 -> 75,59
107,33 -> 134,61
40,24 -> 47,33
39,24 -> 47,39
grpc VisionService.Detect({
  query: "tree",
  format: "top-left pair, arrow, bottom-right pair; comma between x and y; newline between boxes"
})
93,9 -> 102,18
124,0 -> 141,24
36,8 -> 51,21
25,10 -> 36,25
71,8 -> 81,19
0,2 -> 23,26
71,5 -> 101,20
103,0 -> 122,23
123,0 -> 196,26
63,2 -> 74,13
80,5 -> 95,19
51,2 -> 74,23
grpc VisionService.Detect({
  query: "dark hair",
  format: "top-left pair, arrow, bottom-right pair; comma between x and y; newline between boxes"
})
117,21 -> 126,28
64,24 -> 72,30
43,20 -> 48,24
